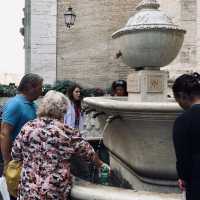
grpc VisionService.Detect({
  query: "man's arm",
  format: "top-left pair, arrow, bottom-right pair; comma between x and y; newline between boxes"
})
1,99 -> 20,165
0,122 -> 14,165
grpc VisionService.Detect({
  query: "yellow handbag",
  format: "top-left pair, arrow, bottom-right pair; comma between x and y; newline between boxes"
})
5,160 -> 22,198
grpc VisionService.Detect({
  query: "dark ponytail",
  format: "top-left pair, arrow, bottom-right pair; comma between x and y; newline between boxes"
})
172,72 -> 200,99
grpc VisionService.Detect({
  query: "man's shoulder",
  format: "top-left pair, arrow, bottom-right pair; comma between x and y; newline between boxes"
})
175,106 -> 200,125
174,111 -> 188,125
2,96 -> 23,125
4,96 -> 22,109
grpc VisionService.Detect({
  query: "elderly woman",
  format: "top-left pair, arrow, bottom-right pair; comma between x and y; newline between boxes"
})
11,90 -> 108,200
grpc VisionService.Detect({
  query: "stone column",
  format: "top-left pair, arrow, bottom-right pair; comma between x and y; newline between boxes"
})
197,0 -> 200,69
24,0 -> 31,74
30,0 -> 57,84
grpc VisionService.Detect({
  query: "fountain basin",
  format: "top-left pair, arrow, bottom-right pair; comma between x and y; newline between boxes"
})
84,97 -> 182,192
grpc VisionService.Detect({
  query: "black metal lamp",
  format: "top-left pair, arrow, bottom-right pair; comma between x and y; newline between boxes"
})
64,6 -> 76,28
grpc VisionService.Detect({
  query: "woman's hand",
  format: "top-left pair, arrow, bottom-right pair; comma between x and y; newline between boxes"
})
178,179 -> 186,191
93,153 -> 110,172
100,163 -> 110,173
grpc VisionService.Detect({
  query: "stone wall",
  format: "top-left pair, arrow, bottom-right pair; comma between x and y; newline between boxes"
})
56,0 -> 200,87
25,0 -> 200,86
57,0 -> 140,88
160,0 -> 199,79
196,0 -> 200,69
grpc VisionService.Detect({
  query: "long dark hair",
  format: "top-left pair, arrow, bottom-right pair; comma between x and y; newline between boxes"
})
67,84 -> 82,107
172,72 -> 200,99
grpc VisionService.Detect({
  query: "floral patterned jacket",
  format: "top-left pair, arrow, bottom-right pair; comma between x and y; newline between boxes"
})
11,117 -> 95,200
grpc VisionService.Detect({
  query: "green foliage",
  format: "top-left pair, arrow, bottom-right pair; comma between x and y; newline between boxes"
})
41,80 -> 75,96
42,84 -> 53,96
44,80 -> 107,97
0,83 -> 17,97
52,80 -> 76,95
0,80 -> 109,97
82,88 -> 105,97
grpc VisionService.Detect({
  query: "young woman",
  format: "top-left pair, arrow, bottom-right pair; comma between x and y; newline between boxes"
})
64,84 -> 84,131
172,73 -> 200,200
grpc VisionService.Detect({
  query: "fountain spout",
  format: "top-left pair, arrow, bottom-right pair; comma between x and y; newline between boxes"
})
85,108 -> 96,114
93,111 -> 106,118
116,51 -> 122,59
106,115 -> 122,124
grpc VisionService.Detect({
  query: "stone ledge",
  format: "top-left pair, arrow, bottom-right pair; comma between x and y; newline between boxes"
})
71,178 -> 182,200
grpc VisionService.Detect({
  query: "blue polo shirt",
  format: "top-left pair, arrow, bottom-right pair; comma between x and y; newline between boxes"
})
2,94 -> 37,141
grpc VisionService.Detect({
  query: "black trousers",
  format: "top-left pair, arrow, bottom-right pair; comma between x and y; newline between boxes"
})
186,181 -> 200,200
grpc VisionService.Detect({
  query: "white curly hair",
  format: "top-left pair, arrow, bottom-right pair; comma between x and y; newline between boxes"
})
37,90 -> 69,120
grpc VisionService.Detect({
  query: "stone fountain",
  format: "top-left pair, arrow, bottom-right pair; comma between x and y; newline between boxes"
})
71,0 -> 186,199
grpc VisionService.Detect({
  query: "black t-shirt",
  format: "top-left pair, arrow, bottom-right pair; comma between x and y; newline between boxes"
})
173,104 -> 200,182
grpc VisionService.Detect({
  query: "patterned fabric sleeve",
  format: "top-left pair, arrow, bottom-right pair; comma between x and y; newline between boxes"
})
70,129 -> 96,162
11,124 -> 29,161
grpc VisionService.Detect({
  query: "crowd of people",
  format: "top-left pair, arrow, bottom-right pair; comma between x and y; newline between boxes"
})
0,74 -> 128,200
2,72 -> 200,200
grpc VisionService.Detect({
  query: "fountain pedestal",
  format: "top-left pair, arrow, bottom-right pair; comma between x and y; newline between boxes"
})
127,70 -> 168,102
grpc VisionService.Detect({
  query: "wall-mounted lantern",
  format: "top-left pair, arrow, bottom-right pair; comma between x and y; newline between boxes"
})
64,6 -> 76,28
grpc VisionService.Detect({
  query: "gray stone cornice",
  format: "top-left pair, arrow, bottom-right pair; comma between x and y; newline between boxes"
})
112,26 -> 185,39
84,97 -> 182,121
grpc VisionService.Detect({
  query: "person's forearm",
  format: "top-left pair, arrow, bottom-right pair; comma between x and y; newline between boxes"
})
93,153 -> 104,168
0,123 -> 13,164
1,134 -> 12,163
1,134 -> 12,164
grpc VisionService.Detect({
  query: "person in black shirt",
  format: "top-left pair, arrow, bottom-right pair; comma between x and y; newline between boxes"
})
172,72 -> 200,200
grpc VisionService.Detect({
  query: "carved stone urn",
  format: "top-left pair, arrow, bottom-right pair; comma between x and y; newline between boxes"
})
112,0 -> 185,69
